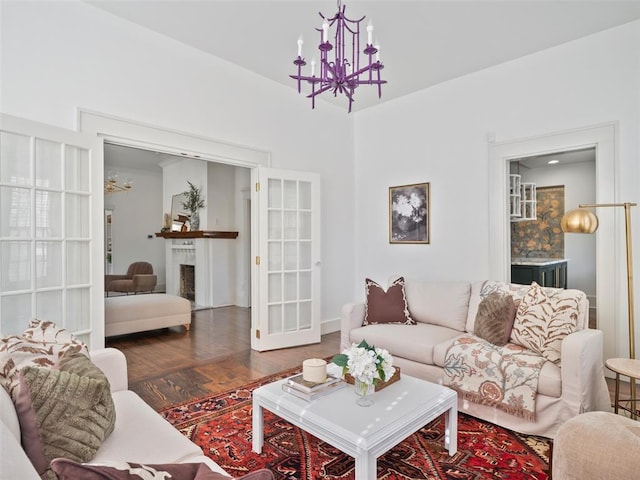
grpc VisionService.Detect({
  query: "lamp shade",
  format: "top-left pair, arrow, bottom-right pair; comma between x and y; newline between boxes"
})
561,208 -> 599,234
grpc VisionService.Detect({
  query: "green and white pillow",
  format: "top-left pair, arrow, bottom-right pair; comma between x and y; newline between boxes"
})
15,349 -> 116,479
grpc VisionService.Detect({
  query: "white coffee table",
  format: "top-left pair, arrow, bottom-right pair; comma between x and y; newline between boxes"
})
252,374 -> 457,480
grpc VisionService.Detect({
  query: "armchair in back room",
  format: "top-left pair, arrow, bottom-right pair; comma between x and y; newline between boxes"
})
105,261 -> 157,296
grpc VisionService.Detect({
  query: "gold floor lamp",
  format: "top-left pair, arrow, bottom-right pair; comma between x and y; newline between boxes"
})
561,202 -> 637,414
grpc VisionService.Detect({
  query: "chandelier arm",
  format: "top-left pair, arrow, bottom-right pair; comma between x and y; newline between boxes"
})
290,74 -> 322,83
342,86 -> 355,102
292,57 -> 306,93
353,22 -> 359,74
104,181 -> 130,194
347,64 -> 377,79
323,59 -> 339,81
352,78 -> 387,86
307,83 -> 336,98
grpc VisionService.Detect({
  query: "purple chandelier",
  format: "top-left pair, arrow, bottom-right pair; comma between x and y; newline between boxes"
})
291,0 -> 387,113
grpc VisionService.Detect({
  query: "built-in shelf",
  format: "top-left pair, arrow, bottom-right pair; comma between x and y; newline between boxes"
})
155,231 -> 239,239
509,175 -> 537,222
509,174 -> 521,218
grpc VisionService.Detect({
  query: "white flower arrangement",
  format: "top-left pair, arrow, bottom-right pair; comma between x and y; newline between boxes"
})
392,191 -> 426,223
332,340 -> 395,386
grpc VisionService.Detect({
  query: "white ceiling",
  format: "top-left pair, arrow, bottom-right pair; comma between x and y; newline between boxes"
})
515,147 -> 596,169
104,142 -> 182,172
87,0 -> 640,112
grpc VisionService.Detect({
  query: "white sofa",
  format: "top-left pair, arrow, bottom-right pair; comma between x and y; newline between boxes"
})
0,348 -> 229,479
340,278 -> 611,438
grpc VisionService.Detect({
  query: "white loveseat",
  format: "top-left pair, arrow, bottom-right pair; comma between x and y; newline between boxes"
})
0,348 -> 229,479
340,278 -> 611,438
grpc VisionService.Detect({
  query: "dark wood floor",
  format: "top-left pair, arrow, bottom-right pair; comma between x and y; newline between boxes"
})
106,306 -> 340,411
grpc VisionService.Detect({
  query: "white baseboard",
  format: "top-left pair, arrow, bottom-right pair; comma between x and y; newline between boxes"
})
321,317 -> 340,335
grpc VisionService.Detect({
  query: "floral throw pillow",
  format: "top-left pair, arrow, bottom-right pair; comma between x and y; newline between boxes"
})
509,282 -> 580,364
0,320 -> 89,400
363,277 -> 416,325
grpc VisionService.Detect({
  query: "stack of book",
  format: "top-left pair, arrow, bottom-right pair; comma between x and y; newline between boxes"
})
282,373 -> 346,401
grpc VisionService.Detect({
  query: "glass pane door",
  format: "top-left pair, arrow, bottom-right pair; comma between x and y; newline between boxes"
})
0,115 -> 99,347
252,167 -> 320,351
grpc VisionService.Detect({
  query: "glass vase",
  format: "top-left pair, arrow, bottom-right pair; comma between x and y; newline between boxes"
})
190,211 -> 200,231
354,379 -> 374,407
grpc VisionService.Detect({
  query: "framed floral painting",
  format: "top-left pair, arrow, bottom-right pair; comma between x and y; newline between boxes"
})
389,182 -> 430,244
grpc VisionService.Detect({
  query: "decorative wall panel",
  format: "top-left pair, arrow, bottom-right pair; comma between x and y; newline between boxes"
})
511,186 -> 565,258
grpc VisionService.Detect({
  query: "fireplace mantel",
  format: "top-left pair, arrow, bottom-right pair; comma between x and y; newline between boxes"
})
155,231 -> 238,239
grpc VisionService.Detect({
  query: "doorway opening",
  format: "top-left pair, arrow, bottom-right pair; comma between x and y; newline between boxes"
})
82,110 -> 322,353
488,123 -> 618,362
81,109 -> 269,347
507,148 -> 596,326
103,141 -> 252,310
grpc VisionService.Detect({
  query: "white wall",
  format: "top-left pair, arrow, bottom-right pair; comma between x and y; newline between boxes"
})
519,161 -> 597,297
206,162 -> 237,230
103,164 -> 165,290
234,168 -> 252,308
353,21 -> 639,358
0,0 -> 355,328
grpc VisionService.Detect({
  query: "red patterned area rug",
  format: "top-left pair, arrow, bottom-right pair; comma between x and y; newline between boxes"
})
160,368 -> 551,480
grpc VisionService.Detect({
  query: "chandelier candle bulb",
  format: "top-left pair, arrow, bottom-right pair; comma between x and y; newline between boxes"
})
302,358 -> 327,384
367,24 -> 373,44
297,37 -> 303,57
322,21 -> 329,43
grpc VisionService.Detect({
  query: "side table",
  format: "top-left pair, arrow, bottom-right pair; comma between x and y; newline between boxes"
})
605,357 -> 640,420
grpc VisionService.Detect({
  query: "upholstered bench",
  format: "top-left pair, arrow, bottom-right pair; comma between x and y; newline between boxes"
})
104,294 -> 191,337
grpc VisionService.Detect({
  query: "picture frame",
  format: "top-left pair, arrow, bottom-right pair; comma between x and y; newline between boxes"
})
389,182 -> 430,244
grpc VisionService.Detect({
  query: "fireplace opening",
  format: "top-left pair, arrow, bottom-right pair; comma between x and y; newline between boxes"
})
179,264 -> 195,301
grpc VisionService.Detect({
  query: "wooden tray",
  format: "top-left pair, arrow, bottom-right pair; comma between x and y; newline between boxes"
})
344,366 -> 401,392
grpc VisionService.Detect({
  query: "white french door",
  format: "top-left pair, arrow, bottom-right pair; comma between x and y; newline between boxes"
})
0,114 -> 103,348
251,167 -> 321,351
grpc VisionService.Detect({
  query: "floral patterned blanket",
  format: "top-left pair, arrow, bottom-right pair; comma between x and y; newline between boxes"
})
443,335 -> 546,421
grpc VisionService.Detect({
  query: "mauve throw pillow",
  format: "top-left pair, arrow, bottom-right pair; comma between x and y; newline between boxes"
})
473,292 -> 517,346
50,459 -> 275,480
363,277 -> 416,326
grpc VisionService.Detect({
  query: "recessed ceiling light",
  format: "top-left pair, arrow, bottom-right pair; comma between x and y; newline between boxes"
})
548,159 -> 559,165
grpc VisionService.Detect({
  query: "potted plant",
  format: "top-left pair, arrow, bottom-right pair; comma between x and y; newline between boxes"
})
181,181 -> 205,231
